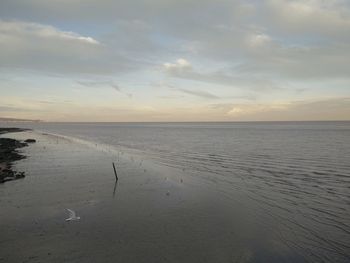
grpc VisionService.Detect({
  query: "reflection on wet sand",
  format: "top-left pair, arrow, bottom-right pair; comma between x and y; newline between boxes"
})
112,180 -> 118,198
0,124 -> 349,263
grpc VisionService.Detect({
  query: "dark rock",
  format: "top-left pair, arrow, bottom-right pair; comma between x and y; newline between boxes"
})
0,131 -> 28,184
16,172 -> 25,178
25,139 -> 36,143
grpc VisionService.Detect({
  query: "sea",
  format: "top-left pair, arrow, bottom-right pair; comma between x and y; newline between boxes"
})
1,121 -> 349,262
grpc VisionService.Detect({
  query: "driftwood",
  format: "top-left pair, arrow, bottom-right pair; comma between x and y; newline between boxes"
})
112,162 -> 118,181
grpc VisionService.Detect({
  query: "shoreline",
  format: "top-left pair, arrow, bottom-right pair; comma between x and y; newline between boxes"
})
0,128 -> 33,183
0,129 -> 253,263
0,127 -> 349,262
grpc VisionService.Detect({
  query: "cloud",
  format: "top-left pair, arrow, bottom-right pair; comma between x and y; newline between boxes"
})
0,20 -> 136,75
223,97 -> 350,121
102,19 -> 159,56
178,88 -> 219,99
164,58 -> 192,72
0,20 -> 99,45
0,106 -> 28,112
153,2 -> 350,81
246,33 -> 272,48
154,80 -> 220,100
0,1 -> 349,122
227,107 -> 245,116
0,104 -> 48,113
162,58 -> 282,92
180,24 -> 350,81
158,95 -> 185,99
264,0 -> 350,37
237,43 -> 350,79
76,80 -> 121,92
76,79 -> 134,98
1,1 -> 350,81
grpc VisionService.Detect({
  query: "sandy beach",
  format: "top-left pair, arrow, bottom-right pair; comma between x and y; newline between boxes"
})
0,127 -> 349,263
0,130 -> 259,263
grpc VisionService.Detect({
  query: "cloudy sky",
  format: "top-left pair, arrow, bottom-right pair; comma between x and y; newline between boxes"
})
0,0 -> 349,121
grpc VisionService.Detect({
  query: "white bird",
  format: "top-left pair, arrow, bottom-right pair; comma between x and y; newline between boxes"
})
66,209 -> 81,221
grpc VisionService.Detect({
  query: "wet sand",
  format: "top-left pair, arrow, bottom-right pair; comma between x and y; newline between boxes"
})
0,130 -> 337,262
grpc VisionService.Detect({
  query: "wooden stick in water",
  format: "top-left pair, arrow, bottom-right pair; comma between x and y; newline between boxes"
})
112,162 -> 118,181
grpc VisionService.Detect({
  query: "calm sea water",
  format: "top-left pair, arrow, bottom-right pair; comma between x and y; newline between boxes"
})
2,121 -> 350,262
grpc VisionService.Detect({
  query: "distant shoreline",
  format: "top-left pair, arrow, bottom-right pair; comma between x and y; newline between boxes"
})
1,120 -> 349,124
0,117 -> 41,122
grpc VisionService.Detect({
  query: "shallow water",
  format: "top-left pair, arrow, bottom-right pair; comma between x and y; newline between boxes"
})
1,122 -> 349,262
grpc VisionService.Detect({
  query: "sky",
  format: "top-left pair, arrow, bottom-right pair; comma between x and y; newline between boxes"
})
0,0 -> 349,122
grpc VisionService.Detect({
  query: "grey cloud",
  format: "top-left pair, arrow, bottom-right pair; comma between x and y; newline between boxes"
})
76,80 -> 134,99
163,59 -> 283,92
288,97 -> 350,119
0,106 -> 25,112
77,80 -> 121,92
223,97 -> 350,121
37,100 -> 56,104
0,1 -> 246,25
209,103 -> 235,110
216,94 -> 257,101
158,95 -> 185,99
0,20 -> 142,75
35,100 -> 73,105
295,88 -> 308,94
1,1 -> 349,42
288,98 -> 350,120
0,105 -> 46,112
0,0 -> 349,83
262,0 -> 350,38
236,43 -> 350,80
102,20 -> 160,57
178,88 -> 219,99
177,24 -> 350,81
154,79 -> 220,99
